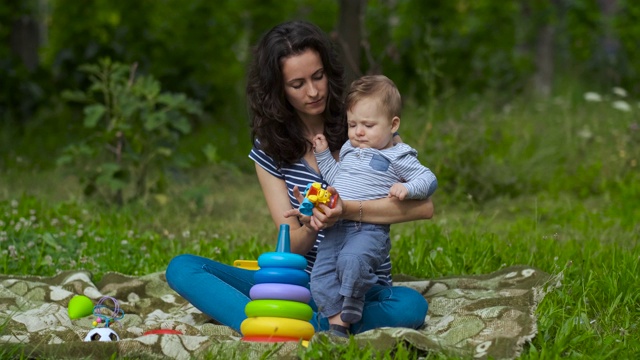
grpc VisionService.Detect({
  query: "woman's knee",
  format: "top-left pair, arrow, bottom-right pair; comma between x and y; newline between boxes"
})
165,254 -> 200,290
393,286 -> 428,328
366,285 -> 428,329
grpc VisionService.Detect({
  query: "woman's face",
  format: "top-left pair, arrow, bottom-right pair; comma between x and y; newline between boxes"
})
281,49 -> 327,121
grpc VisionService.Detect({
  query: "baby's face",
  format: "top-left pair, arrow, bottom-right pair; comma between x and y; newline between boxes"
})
347,97 -> 396,149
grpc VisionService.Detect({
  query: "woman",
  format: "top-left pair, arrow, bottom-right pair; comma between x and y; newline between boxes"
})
166,20 -> 434,337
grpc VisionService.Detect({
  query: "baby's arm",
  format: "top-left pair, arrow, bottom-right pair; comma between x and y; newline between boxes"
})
313,135 -> 341,185
313,134 -> 329,153
388,183 -> 410,200
390,151 -> 437,200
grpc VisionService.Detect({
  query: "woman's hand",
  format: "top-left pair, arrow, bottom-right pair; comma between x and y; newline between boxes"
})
283,185 -> 343,231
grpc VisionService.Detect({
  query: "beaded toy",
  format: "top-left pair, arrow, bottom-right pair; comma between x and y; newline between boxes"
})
91,296 -> 125,328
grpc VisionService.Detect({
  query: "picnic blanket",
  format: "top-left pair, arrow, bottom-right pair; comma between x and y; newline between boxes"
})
0,265 -> 561,359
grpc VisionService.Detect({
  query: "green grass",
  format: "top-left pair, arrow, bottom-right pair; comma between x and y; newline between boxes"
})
1,87 -> 639,358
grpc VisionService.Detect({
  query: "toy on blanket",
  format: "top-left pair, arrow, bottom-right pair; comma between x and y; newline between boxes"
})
240,224 -> 315,342
68,295 -> 94,319
298,182 -> 338,216
83,296 -> 125,342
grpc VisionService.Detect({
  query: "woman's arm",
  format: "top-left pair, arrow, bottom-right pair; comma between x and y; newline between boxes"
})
254,164 -> 319,255
341,197 -> 434,225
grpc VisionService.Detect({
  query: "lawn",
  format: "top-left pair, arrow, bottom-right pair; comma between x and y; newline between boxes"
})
1,88 -> 639,358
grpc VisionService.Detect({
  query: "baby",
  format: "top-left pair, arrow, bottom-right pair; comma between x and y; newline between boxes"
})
310,75 -> 437,336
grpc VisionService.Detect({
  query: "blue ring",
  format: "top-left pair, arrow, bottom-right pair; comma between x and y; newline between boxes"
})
258,252 -> 307,270
253,268 -> 309,287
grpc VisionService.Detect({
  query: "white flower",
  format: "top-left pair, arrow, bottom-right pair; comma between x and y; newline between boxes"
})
612,87 -> 627,97
584,92 -> 602,102
577,127 -> 592,139
612,100 -> 631,112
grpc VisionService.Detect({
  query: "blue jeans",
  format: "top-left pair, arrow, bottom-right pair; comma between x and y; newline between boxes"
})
165,254 -> 428,334
311,221 -> 391,318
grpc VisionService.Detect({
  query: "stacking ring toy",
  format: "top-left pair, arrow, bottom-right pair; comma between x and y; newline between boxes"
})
245,299 -> 313,321
250,283 -> 311,302
258,253 -> 307,270
240,317 -> 315,340
254,267 -> 309,287
241,335 -> 301,343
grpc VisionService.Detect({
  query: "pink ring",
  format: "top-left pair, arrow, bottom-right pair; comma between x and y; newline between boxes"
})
250,283 -> 311,303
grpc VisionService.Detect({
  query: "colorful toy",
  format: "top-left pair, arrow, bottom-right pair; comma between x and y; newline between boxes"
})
84,296 -> 125,342
233,259 -> 260,270
245,299 -> 313,321
84,327 -> 120,342
68,295 -> 95,319
241,317 -> 315,339
143,329 -> 183,336
249,283 -> 311,303
240,224 -> 315,342
298,182 -> 338,216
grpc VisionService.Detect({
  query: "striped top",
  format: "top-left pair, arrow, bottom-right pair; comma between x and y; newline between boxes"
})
249,142 -> 393,286
316,141 -> 437,201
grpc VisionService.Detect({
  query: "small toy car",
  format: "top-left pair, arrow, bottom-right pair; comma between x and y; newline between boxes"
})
298,182 -> 338,216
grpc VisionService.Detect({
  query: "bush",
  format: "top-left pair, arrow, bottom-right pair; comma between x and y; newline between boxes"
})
58,58 -> 203,205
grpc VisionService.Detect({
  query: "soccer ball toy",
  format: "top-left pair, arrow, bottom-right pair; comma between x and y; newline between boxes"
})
82,296 -> 124,342
84,327 -> 120,342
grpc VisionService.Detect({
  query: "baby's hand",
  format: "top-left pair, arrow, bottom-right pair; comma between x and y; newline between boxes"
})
313,134 -> 329,153
388,183 -> 409,200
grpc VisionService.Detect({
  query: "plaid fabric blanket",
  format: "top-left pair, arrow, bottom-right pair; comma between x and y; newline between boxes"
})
0,265 -> 561,359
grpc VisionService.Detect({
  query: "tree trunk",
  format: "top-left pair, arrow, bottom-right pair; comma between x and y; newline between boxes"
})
596,0 -> 621,84
10,16 -> 40,72
531,0 -> 563,97
533,24 -> 555,96
337,0 -> 366,86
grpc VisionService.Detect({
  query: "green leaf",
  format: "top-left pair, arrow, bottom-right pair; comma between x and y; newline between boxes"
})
157,147 -> 172,157
56,154 -> 73,166
144,112 -> 168,131
42,233 -> 59,249
78,63 -> 100,75
100,162 -> 121,174
202,143 -> 219,163
157,93 -> 177,107
61,90 -> 88,103
135,76 -> 161,99
171,117 -> 191,134
182,99 -> 203,115
96,163 -> 127,191
83,104 -> 106,128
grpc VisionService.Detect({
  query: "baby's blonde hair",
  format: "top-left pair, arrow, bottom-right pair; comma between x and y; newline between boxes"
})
345,75 -> 401,119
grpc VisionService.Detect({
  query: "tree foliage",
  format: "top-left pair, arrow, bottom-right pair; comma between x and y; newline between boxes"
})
3,0 -> 640,124
58,58 -> 202,205
2,0 -> 640,204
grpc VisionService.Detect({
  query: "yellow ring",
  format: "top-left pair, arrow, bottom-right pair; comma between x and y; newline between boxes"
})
240,317 -> 315,340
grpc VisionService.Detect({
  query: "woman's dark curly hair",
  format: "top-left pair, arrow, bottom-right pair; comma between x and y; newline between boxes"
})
247,20 -> 347,166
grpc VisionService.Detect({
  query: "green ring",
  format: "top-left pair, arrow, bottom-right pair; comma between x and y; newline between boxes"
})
245,299 -> 313,321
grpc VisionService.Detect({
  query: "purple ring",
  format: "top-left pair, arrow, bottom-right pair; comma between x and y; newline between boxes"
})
250,283 -> 311,303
